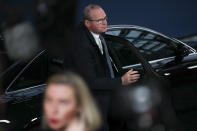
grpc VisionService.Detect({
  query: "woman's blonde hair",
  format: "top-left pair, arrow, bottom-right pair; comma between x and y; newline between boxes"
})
43,71 -> 101,131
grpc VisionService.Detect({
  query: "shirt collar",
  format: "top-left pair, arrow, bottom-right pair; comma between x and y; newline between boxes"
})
90,31 -> 100,39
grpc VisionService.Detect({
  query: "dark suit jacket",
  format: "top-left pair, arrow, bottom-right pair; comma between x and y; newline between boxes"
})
64,23 -> 122,130
64,23 -> 122,91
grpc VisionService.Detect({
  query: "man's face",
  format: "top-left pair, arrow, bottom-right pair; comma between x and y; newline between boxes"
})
85,8 -> 107,34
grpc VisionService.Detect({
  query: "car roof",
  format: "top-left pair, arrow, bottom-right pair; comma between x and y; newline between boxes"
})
107,25 -> 197,53
107,25 -> 166,37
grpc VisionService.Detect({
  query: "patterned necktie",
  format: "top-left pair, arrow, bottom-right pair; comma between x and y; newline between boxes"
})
99,35 -> 115,78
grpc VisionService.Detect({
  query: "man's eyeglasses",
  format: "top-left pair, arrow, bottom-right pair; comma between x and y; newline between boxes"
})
88,16 -> 107,24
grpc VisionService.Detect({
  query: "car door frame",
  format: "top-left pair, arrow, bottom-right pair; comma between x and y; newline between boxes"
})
5,50 -> 47,95
104,34 -> 159,79
106,26 -> 197,74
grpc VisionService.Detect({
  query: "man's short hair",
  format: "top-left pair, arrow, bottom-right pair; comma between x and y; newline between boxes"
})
82,4 -> 102,22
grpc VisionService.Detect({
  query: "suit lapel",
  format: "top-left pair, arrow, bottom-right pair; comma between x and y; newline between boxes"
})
86,30 -> 99,48
80,23 -> 110,76
84,27 -> 105,56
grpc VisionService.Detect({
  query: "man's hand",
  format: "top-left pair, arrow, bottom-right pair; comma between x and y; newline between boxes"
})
121,69 -> 140,85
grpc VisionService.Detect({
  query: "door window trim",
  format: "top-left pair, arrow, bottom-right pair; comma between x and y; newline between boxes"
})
105,34 -> 154,74
5,84 -> 46,95
122,56 -> 175,69
5,50 -> 46,94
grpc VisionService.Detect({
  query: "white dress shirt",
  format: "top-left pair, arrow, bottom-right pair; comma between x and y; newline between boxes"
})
91,32 -> 103,54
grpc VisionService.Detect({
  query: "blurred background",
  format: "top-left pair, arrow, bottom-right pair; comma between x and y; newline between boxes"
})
1,0 -> 196,38
77,0 -> 197,38
1,0 -> 197,55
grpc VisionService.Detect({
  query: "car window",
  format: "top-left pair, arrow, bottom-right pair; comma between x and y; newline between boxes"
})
107,39 -> 140,67
7,51 -> 48,92
106,28 -> 177,62
105,36 -> 145,78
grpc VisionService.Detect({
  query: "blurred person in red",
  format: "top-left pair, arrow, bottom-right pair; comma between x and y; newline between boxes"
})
41,72 -> 101,131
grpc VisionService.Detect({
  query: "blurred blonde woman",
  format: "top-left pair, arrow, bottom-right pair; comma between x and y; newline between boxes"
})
42,71 -> 101,131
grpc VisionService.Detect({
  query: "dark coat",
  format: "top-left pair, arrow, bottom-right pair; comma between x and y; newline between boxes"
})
64,23 -> 122,131
64,23 -> 122,91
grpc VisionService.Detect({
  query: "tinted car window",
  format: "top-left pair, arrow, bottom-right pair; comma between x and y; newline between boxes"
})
105,36 -> 145,79
7,52 -> 47,92
107,39 -> 139,67
106,29 -> 177,62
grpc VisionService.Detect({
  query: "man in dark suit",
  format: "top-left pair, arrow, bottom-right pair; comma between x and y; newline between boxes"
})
64,4 -> 140,131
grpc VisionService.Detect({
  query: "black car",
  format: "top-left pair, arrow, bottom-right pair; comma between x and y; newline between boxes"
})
0,25 -> 197,130
106,25 -> 197,130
